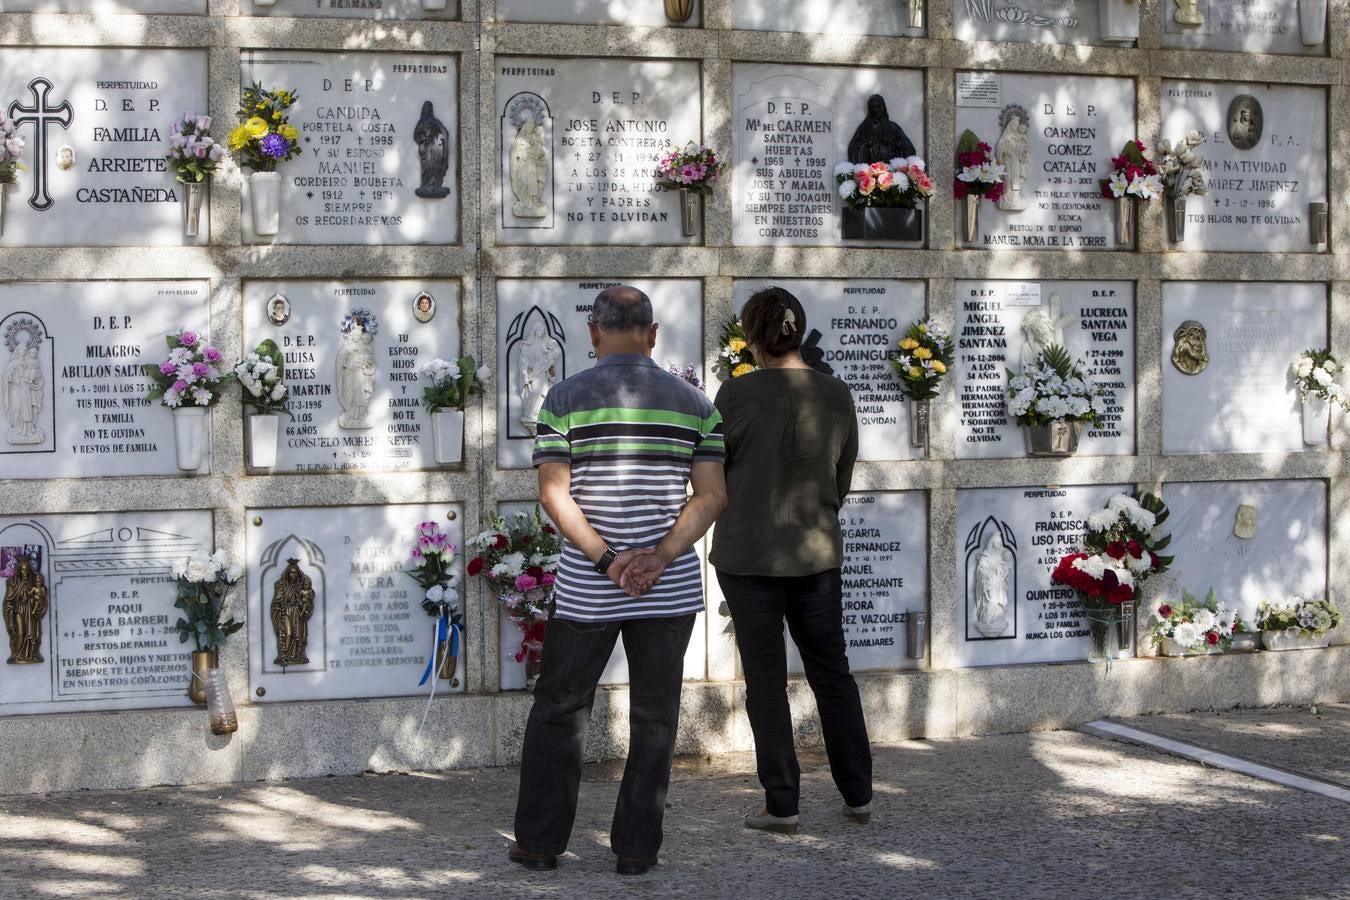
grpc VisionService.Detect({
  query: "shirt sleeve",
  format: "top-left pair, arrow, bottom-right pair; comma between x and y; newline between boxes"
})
693,403 -> 726,464
531,392 -> 570,467
835,393 -> 858,504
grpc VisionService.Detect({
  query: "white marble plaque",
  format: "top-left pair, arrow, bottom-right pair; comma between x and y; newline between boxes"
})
0,510 -> 212,715
495,279 -> 703,469
247,0 -> 457,20
495,502 -> 707,690
955,484 -> 1126,667
1160,82 -> 1327,252
494,58 -> 701,246
0,281 -> 212,479
785,492 -> 926,674
731,279 -> 926,461
247,503 -> 464,702
954,280 -> 1135,459
495,0 -> 698,25
1162,0 -> 1324,55
734,0 -> 919,35
732,64 -> 926,247
955,0 -> 1101,44
1161,480 -> 1326,625
0,49 -> 208,246
242,280 -> 462,473
955,73 -> 1135,251
1162,282 -> 1324,454
240,51 -> 458,245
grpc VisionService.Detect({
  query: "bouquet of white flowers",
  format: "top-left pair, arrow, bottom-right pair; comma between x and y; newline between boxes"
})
1006,344 -> 1111,427
1157,131 -> 1208,201
1256,596 -> 1343,640
1149,589 -> 1241,654
1291,348 -> 1349,410
172,549 -> 244,652
235,340 -> 290,415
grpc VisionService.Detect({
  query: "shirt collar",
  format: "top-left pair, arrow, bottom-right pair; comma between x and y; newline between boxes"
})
595,354 -> 657,368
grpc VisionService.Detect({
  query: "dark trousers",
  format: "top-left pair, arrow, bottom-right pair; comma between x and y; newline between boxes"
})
717,569 -> 873,817
513,613 -> 695,860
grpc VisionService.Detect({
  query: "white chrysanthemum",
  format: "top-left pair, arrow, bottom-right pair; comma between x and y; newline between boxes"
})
838,179 -> 857,199
426,585 -> 444,602
1312,367 -> 1332,386
1087,509 -> 1116,532
1293,357 -> 1314,379
1125,552 -> 1152,574
1191,608 -> 1217,632
1172,622 -> 1202,649
834,162 -> 858,176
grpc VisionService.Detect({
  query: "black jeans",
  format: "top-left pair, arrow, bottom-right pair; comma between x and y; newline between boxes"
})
717,568 -> 872,817
513,613 -> 695,860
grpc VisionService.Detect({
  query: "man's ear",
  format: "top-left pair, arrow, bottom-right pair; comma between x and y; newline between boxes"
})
647,322 -> 659,351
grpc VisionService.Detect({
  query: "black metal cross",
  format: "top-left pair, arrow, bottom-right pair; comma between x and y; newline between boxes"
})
8,77 -> 74,212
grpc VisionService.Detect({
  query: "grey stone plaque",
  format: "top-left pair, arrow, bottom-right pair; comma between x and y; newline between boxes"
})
1162,0 -> 1325,55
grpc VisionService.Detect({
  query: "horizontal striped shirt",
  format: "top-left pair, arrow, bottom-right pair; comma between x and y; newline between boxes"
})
533,354 -> 725,622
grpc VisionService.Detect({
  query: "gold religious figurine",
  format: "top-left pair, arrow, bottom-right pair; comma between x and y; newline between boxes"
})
270,558 -> 315,667
4,556 -> 48,664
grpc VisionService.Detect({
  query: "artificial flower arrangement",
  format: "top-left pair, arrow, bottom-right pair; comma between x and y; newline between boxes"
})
891,318 -> 955,401
144,328 -> 233,408
1291,348 -> 1350,411
235,340 -> 290,416
420,356 -> 490,413
465,507 -> 561,673
654,142 -> 726,192
1050,544 -> 1137,658
1006,344 -> 1111,428
1255,596 -> 1343,641
404,519 -> 465,680
1082,492 -> 1173,586
1149,589 -> 1241,655
228,83 -> 302,172
1100,139 -> 1162,201
714,316 -> 756,381
0,113 -> 26,186
166,113 -> 225,184
952,129 -> 1005,203
173,549 -> 245,651
667,363 -> 704,391
834,157 -> 934,209
1156,131 -> 1208,202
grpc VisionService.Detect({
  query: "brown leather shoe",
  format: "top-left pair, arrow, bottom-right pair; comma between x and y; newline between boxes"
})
616,855 -> 657,876
508,842 -> 557,871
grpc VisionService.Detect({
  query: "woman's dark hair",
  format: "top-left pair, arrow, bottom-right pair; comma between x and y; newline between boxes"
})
739,286 -> 806,361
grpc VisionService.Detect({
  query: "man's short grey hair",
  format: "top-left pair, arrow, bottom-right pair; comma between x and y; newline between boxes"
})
591,286 -> 653,332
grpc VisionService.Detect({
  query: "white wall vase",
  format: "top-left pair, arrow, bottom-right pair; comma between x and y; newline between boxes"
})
182,180 -> 206,238
1301,395 -> 1329,446
432,409 -> 464,465
249,171 -> 282,236
253,0 -> 278,7
1260,630 -> 1330,651
1298,0 -> 1326,45
172,406 -> 208,471
422,0 -> 447,10
1099,0 -> 1139,42
247,413 -> 280,469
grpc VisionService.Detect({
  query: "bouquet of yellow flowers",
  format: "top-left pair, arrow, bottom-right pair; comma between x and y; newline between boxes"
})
890,318 -> 954,401
228,83 -> 302,173
714,316 -> 757,381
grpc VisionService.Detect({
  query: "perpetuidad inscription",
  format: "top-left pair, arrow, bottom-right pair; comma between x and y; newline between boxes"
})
954,484 -> 1125,666
495,279 -> 703,468
0,511 -> 212,716
240,51 -> 458,245
731,279 -> 926,461
953,280 -> 1135,459
955,72 -> 1135,250
731,64 -> 925,247
242,280 -> 461,472
1160,82 -> 1327,252
734,0 -> 914,35
1161,282 -> 1325,453
1162,0 -> 1322,54
246,0 -> 457,20
0,281 -> 210,479
0,48 -> 207,246
494,58 -> 701,245
247,504 -> 463,703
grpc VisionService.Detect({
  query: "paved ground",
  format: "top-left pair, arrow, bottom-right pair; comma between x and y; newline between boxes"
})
1,708 -> 1348,899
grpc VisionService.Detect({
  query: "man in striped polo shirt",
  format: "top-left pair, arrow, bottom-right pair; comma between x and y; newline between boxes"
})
509,285 -> 726,877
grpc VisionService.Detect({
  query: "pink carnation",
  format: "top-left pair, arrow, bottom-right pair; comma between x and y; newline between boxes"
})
191,362 -> 209,378
515,574 -> 539,592
202,346 -> 222,363
540,573 -> 556,587
172,379 -> 189,393
179,330 -> 198,348
159,360 -> 176,375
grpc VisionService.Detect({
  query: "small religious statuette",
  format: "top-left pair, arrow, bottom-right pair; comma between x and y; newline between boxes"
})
972,532 -> 1013,637
413,101 -> 452,200
1233,503 -> 1257,540
1226,96 -> 1263,151
1171,320 -> 1209,375
4,318 -> 46,447
509,117 -> 549,218
266,293 -> 291,326
270,558 -> 316,667
412,291 -> 436,323
1018,295 -> 1073,370
3,552 -> 48,664
336,308 -> 377,430
1173,0 -> 1203,26
846,94 -> 917,164
995,105 -> 1030,212
516,322 -> 563,435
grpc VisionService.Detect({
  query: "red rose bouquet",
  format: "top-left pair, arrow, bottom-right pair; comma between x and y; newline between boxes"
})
465,507 -> 560,677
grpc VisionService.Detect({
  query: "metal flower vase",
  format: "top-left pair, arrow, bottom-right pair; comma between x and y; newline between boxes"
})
909,399 -> 929,448
1167,195 -> 1186,243
1115,197 -> 1135,247
678,188 -> 700,237
1024,420 -> 1084,457
664,0 -> 694,23
182,181 -> 206,238
188,648 -> 217,705
1116,600 -> 1135,658
908,0 -> 925,28
962,194 -> 980,243
0,183 -> 8,236
436,636 -> 459,685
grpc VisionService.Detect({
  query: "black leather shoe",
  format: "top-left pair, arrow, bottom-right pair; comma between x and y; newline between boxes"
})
508,842 -> 557,871
616,856 -> 657,876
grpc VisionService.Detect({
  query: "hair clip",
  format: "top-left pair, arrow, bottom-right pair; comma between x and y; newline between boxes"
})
781,308 -> 798,335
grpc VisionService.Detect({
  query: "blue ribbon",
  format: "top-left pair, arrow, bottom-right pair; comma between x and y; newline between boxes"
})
418,608 -> 451,687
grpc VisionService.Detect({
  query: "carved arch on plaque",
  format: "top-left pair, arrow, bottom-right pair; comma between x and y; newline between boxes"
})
257,534 -> 327,674
500,91 -> 554,230
963,515 -> 1018,641
504,305 -> 567,440
0,311 -> 56,455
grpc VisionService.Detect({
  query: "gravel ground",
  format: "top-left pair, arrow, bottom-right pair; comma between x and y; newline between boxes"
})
0,722 -> 1347,899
